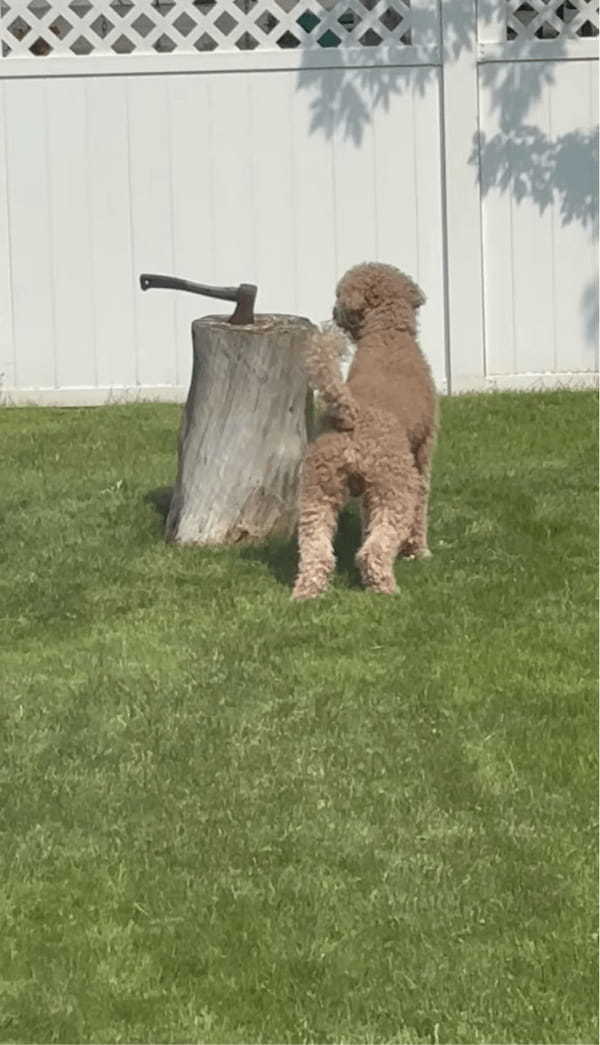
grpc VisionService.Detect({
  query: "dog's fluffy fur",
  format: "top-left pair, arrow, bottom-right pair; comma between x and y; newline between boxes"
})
292,261 -> 437,599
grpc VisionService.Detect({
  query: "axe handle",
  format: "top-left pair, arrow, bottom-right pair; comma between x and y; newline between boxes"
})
139,273 -> 240,303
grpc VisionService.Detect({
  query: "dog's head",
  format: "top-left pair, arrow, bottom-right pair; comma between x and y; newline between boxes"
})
333,262 -> 425,337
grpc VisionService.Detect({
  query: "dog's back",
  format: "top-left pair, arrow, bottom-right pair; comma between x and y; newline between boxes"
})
346,326 -> 436,448
304,260 -> 436,446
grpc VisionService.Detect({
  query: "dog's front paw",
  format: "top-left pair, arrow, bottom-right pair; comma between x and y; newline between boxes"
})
329,397 -> 358,432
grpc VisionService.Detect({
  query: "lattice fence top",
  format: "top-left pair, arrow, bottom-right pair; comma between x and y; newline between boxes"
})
0,0 -> 412,56
2,0 -> 597,58
506,0 -> 599,39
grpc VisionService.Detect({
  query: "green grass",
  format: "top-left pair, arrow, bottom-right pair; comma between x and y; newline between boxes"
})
0,391 -> 597,1045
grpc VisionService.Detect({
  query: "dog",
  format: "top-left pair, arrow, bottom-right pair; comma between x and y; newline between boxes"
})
292,262 -> 437,599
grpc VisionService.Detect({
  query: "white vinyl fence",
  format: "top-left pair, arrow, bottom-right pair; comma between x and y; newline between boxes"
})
0,0 -> 597,405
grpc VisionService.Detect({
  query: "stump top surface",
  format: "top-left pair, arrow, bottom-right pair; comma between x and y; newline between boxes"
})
192,314 -> 316,333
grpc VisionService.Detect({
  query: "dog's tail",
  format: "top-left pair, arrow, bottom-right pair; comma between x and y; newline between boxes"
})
303,324 -> 358,432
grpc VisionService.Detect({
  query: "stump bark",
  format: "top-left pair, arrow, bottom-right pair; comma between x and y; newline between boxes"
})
166,314 -> 316,545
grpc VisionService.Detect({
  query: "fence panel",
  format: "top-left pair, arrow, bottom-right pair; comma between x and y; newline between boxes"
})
477,0 -> 599,389
0,17 -> 447,402
0,0 -> 597,403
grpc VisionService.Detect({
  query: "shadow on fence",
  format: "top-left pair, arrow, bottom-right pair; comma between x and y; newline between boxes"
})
296,4 -> 598,351
295,6 -> 598,238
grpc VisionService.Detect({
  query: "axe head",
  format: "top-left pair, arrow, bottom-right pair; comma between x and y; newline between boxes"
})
229,284 -> 258,325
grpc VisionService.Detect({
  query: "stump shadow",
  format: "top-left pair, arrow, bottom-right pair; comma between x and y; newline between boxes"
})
143,490 -> 363,590
144,486 -> 173,525
241,504 -> 363,590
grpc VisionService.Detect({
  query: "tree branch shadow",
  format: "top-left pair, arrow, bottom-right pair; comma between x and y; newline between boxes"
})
294,3 -> 598,351
474,125 -> 599,239
295,2 -> 598,243
294,0 -> 566,146
582,280 -> 600,354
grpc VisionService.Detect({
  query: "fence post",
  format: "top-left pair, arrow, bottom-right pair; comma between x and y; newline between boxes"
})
0,86 -> 15,400
439,0 -> 486,392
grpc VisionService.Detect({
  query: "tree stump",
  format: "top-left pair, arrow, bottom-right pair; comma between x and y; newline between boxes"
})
166,314 -> 316,545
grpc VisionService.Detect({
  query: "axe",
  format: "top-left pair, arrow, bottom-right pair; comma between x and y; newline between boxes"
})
139,273 -> 257,325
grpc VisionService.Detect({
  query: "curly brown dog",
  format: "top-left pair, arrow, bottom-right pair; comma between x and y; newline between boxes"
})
292,262 -> 437,600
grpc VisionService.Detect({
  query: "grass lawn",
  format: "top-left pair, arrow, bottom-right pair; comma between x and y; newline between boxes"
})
0,390 -> 597,1045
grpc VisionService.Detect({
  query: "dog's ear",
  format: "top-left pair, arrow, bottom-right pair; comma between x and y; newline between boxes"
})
339,285 -> 365,313
408,280 -> 426,309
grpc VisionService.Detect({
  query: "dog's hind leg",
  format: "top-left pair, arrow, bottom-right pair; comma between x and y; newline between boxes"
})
292,439 -> 349,601
356,452 -> 420,594
403,433 -> 435,559
356,504 -> 411,594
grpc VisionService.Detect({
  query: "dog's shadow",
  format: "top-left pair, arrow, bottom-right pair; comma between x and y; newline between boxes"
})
144,487 -> 362,590
241,505 -> 363,589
